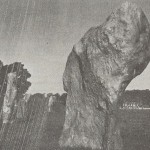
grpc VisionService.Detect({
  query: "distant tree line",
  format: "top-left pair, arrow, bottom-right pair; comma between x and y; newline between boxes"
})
119,90 -> 150,107
32,92 -> 67,106
37,90 -> 150,108
48,90 -> 150,108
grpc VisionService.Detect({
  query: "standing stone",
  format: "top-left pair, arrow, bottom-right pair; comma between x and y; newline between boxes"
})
2,72 -> 17,123
59,2 -> 150,150
48,95 -> 56,112
16,98 -> 26,119
16,93 -> 31,119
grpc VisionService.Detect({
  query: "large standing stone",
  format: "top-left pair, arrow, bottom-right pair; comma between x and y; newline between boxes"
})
2,72 -> 17,124
59,2 -> 150,150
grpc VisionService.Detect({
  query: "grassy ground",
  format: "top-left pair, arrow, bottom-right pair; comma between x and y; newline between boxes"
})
1,98 -> 150,150
40,104 -> 150,150
120,110 -> 150,150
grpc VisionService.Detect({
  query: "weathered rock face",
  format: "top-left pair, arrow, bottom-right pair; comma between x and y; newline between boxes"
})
2,72 -> 17,124
59,2 -> 150,150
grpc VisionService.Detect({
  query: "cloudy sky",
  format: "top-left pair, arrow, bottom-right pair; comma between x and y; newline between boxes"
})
0,0 -> 150,94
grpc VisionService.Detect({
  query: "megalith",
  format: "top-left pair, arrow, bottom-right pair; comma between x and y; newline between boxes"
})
2,72 -> 17,124
59,2 -> 150,150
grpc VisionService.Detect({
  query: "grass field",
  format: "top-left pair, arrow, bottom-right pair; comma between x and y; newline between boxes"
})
1,97 -> 150,150
119,110 -> 150,150
40,103 -> 150,150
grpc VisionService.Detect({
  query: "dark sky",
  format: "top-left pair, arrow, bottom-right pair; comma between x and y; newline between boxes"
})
0,0 -> 150,94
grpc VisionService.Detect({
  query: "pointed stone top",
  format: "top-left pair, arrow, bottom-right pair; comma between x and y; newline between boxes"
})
103,1 -> 150,52
121,1 -> 139,10
104,1 -> 146,25
118,1 -> 142,16
113,1 -> 143,19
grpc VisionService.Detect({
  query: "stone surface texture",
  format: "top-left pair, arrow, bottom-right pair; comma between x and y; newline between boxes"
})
59,2 -> 150,150
2,72 -> 17,124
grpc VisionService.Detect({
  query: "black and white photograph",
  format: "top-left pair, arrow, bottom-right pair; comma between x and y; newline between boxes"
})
0,0 -> 150,150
